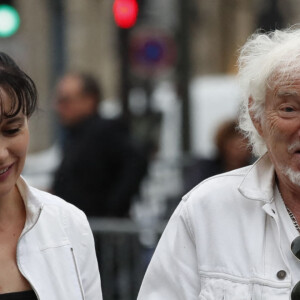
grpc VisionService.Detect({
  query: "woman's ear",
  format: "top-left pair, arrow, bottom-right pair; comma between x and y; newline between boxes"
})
248,97 -> 263,137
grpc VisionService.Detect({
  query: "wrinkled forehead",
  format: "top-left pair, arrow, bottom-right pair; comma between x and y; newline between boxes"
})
267,65 -> 300,95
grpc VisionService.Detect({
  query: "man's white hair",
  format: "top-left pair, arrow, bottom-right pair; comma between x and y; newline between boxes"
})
238,25 -> 300,156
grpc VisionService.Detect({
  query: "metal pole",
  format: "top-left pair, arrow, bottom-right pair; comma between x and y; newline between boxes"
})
49,0 -> 65,85
48,0 -> 66,142
119,28 -> 131,120
257,0 -> 284,31
178,0 -> 191,153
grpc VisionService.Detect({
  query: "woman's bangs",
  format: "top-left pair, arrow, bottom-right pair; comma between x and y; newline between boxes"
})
0,85 -> 24,123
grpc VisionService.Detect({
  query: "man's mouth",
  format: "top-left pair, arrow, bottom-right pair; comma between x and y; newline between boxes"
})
288,142 -> 300,154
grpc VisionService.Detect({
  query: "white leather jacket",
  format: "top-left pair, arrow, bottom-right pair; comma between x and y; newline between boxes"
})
16,177 -> 102,300
138,154 -> 293,299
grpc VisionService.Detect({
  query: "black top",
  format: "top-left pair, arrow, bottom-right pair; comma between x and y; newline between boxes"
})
183,157 -> 225,193
52,114 -> 148,217
0,290 -> 37,299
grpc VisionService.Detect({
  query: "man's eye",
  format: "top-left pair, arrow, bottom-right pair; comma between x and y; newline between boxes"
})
283,107 -> 295,112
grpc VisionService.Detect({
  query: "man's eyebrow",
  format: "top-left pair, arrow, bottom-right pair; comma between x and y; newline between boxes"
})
277,90 -> 300,97
4,116 -> 25,125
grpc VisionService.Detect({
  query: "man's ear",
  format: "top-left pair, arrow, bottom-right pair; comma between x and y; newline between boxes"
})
248,96 -> 263,137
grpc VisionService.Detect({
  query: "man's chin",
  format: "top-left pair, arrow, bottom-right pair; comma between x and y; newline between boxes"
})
284,168 -> 300,187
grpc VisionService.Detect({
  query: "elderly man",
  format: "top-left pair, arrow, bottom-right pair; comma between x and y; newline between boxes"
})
138,27 -> 300,299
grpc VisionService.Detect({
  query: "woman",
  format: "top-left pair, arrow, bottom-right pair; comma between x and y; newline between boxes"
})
0,53 -> 102,299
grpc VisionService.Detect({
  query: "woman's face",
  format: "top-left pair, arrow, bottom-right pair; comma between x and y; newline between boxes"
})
0,89 -> 29,200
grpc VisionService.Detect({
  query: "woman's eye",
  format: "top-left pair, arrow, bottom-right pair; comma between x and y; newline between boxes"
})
4,128 -> 20,135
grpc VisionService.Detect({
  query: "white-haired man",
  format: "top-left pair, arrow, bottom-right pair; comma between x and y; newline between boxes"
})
137,27 -> 300,299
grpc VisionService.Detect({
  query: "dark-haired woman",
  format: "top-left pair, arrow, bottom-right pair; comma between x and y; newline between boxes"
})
0,53 -> 102,299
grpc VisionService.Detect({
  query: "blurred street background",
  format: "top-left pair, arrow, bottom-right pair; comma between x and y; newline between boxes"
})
0,0 -> 298,299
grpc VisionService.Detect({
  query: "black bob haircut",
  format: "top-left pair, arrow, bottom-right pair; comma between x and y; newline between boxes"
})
0,52 -> 37,121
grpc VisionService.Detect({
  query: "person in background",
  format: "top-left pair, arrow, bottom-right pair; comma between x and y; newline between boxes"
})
184,119 -> 253,192
0,52 -> 102,299
138,26 -> 300,299
52,72 -> 147,217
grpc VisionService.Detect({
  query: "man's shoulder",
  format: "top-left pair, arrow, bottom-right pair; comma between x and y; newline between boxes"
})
177,164 -> 266,232
182,165 -> 252,206
86,116 -> 129,141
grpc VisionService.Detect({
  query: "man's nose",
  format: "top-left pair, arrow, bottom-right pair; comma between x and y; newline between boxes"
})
297,125 -> 300,138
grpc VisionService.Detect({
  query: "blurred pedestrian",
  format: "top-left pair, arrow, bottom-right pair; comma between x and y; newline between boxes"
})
138,26 -> 300,299
0,52 -> 102,299
183,118 -> 252,192
52,72 -> 147,217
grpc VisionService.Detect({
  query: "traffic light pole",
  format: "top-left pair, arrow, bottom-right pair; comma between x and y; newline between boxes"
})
49,0 -> 66,141
119,28 -> 131,120
49,0 -> 66,84
178,0 -> 191,153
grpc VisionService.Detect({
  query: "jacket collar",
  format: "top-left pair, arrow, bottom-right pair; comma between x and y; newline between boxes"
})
17,177 -> 44,233
238,153 -> 275,203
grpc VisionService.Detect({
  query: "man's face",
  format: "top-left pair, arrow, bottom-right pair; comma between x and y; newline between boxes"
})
257,79 -> 300,187
54,75 -> 94,127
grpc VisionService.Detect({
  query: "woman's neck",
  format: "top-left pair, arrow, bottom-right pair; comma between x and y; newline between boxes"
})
0,185 -> 26,225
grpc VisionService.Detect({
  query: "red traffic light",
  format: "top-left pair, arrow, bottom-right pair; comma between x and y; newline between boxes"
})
113,0 -> 138,29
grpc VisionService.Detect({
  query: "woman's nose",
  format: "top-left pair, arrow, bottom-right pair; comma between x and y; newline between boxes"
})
0,141 -> 9,163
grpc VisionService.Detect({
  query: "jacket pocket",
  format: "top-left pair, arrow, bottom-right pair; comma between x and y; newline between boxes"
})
39,244 -> 86,300
199,277 -> 251,300
198,276 -> 290,300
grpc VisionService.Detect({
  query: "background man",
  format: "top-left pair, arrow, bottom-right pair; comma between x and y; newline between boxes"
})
138,27 -> 300,299
52,72 -> 147,217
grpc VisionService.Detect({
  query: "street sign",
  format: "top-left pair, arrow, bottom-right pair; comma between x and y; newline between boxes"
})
129,28 -> 177,79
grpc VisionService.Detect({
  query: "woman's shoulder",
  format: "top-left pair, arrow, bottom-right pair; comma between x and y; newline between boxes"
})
25,184 -> 96,259
27,184 -> 88,225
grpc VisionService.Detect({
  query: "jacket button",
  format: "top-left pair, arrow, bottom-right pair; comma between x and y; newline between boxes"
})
277,270 -> 287,280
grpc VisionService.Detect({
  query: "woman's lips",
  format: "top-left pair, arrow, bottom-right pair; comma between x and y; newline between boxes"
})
0,164 -> 13,180
0,166 -> 9,175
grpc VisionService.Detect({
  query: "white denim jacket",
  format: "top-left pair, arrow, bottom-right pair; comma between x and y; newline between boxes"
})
138,154 -> 292,299
16,177 -> 102,300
